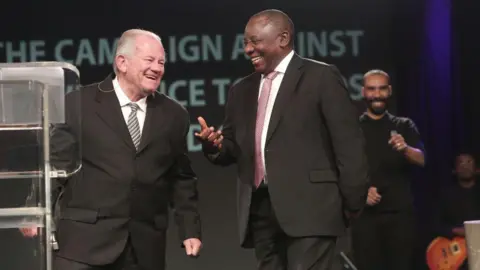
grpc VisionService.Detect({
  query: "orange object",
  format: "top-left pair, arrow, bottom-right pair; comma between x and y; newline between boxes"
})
426,236 -> 467,270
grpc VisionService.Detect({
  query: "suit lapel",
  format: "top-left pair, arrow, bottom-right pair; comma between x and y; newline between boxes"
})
243,73 -> 262,157
265,54 -> 304,145
94,75 -> 135,150
137,94 -> 168,153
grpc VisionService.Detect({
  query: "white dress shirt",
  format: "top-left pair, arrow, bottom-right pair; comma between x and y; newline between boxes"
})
112,78 -> 147,136
258,50 -> 295,171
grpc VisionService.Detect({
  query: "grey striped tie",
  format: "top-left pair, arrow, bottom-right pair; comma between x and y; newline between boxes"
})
127,103 -> 141,149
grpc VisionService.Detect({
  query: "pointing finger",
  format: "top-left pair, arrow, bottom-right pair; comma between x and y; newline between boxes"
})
197,117 -> 208,130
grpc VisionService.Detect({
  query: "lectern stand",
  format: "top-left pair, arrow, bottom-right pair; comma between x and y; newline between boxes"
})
0,62 -> 81,270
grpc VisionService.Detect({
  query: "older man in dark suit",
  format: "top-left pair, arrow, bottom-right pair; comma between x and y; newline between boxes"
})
23,29 -> 202,270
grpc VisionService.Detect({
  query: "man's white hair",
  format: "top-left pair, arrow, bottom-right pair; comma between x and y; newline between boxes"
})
113,29 -> 162,75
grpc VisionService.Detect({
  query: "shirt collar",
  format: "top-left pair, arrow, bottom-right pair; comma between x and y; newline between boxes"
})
360,111 -> 392,122
112,78 -> 147,112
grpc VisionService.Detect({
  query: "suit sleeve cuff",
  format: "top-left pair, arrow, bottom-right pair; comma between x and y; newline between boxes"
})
177,215 -> 202,247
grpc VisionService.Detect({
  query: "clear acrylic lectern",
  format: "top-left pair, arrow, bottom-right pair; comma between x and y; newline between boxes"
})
0,62 -> 81,269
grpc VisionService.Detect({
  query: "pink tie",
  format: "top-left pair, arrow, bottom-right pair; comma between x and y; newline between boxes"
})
254,71 -> 279,188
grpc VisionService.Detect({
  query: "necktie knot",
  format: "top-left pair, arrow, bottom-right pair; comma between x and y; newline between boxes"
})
265,71 -> 279,80
128,103 -> 140,112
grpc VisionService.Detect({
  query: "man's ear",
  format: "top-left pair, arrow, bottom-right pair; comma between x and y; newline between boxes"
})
115,55 -> 128,73
279,31 -> 290,48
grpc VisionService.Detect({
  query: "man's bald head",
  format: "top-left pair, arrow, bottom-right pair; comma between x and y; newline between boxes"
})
250,9 -> 295,47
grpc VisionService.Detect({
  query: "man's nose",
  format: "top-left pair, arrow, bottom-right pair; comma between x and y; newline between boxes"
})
244,43 -> 254,55
151,63 -> 162,72
372,89 -> 382,97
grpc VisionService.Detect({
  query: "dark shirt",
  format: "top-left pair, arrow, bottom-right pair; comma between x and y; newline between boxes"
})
359,112 -> 424,212
435,180 -> 480,238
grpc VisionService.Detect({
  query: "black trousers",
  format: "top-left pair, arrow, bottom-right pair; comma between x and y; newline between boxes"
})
249,187 -> 337,270
54,240 -> 140,270
351,210 -> 415,270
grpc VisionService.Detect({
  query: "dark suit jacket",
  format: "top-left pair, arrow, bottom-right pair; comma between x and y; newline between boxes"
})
52,75 -> 201,270
203,54 -> 369,247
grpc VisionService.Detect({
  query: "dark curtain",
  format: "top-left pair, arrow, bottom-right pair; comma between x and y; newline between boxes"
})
453,0 -> 480,156
395,0 -> 479,268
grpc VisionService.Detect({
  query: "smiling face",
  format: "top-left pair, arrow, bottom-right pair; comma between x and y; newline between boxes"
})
243,15 -> 291,74
115,34 -> 165,99
362,74 -> 392,116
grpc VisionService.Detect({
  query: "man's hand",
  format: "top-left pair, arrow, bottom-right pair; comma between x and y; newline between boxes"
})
366,186 -> 381,206
19,227 -> 38,238
452,226 -> 466,237
194,117 -> 223,149
183,238 -> 202,257
388,131 -> 407,152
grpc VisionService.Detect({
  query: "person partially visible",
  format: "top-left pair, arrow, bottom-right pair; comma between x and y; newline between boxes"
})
434,153 -> 480,269
351,69 -> 425,270
436,153 -> 480,238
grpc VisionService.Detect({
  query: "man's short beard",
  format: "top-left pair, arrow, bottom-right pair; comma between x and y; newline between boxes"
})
365,98 -> 388,115
368,104 -> 387,115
